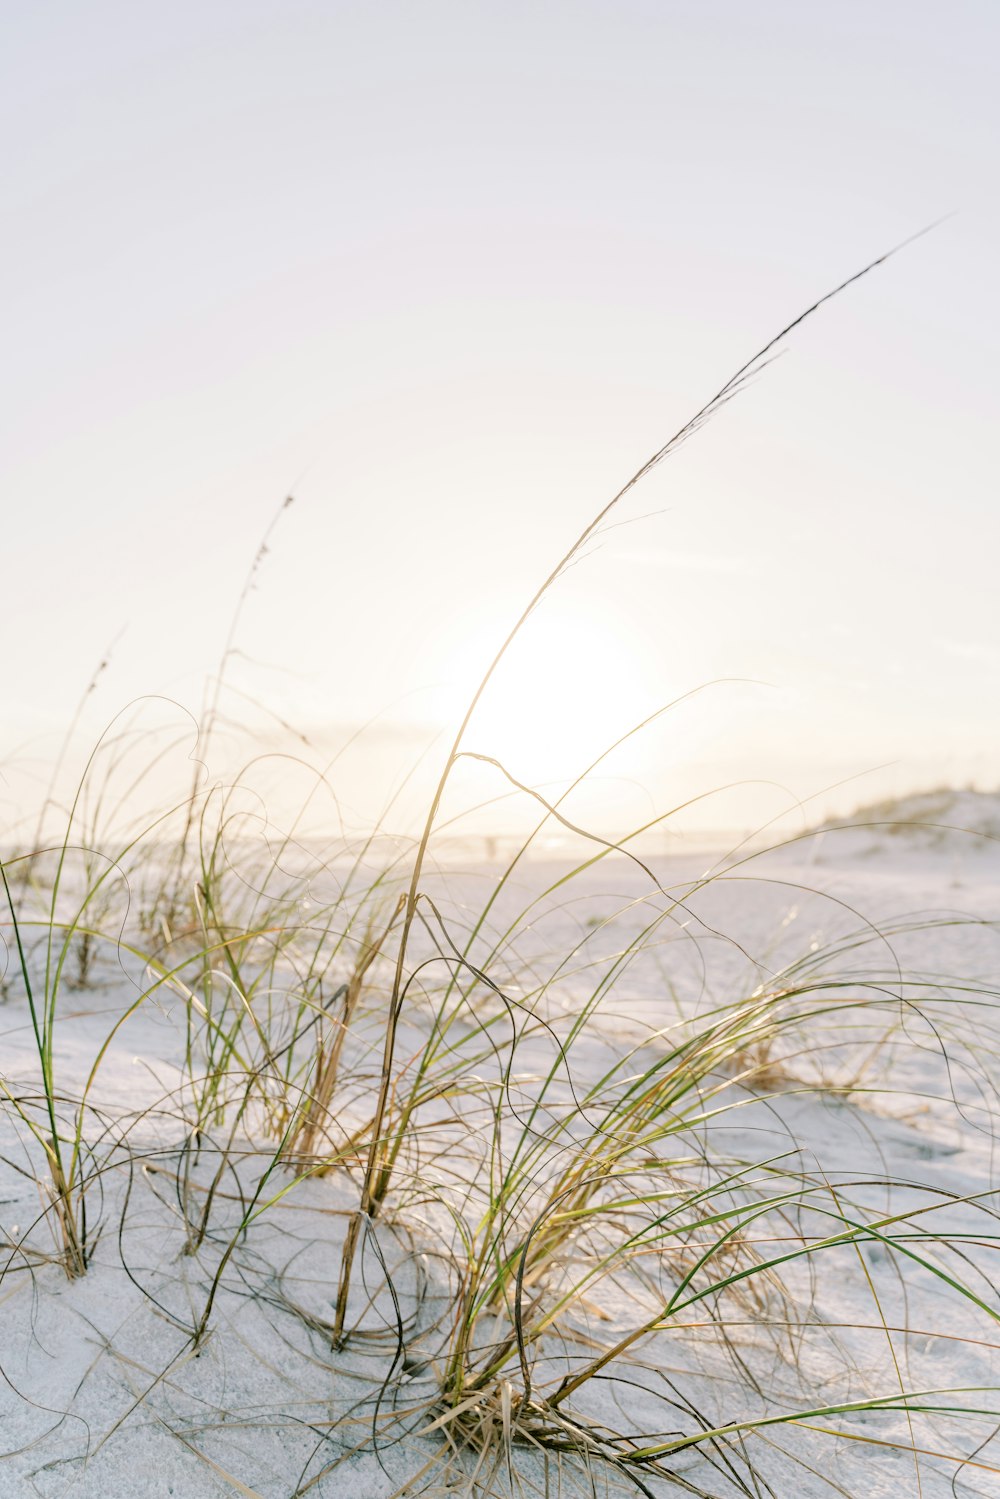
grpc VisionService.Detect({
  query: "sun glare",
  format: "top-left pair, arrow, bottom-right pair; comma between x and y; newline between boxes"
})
440,600 -> 654,785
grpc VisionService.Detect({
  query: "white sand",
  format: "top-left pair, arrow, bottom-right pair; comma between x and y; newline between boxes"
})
2,795 -> 998,1496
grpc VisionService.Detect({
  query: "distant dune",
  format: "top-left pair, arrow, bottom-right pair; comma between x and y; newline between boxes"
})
818,785 -> 1000,853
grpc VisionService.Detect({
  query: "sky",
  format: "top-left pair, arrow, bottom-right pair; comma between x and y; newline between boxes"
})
3,1 -> 998,841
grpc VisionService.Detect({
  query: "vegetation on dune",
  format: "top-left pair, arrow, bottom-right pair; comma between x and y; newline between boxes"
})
2,241 -> 999,1495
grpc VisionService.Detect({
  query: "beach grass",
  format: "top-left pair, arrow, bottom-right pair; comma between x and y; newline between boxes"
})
1,243 -> 998,1495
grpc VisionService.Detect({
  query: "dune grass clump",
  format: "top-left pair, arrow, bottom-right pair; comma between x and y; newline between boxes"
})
1,237 -> 999,1495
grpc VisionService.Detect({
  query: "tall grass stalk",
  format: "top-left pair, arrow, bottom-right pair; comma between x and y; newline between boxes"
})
331,230 -> 938,1342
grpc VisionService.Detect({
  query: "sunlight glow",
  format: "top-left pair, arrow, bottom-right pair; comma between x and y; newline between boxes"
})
440,600 -> 654,784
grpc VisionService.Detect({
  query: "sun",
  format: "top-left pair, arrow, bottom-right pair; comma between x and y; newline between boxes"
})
435,597 -> 655,787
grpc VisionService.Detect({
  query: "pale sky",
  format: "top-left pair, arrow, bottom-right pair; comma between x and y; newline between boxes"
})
3,2 -> 998,839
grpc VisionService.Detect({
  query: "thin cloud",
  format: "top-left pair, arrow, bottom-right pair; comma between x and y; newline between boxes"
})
934,637 -> 1000,665
610,548 -> 751,575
